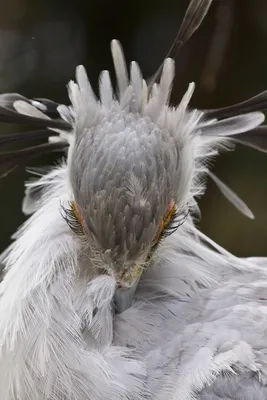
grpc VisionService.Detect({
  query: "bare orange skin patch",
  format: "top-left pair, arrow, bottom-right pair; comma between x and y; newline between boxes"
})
71,201 -> 87,234
145,200 -> 177,263
153,200 -> 176,244
71,201 -> 84,224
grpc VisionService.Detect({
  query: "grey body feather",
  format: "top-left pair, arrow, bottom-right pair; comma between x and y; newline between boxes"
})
1,31 -> 267,400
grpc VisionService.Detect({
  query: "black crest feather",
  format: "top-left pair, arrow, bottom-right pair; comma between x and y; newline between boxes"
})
0,94 -> 71,177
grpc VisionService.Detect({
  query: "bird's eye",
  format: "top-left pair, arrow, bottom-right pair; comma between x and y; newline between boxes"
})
61,201 -> 85,236
161,210 -> 188,238
147,201 -> 188,262
153,201 -> 188,244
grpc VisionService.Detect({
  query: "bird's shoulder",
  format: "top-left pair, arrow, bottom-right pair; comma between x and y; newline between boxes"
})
115,257 -> 267,398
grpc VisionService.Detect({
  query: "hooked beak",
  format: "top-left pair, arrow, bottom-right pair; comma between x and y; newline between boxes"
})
114,276 -> 141,313
113,263 -> 144,313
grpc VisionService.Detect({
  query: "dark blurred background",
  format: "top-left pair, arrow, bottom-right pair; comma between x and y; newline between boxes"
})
1,0 -> 267,256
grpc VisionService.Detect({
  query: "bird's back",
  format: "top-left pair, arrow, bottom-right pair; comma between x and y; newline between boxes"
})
113,234 -> 267,399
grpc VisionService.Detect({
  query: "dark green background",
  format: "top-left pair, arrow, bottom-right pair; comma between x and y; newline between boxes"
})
1,0 -> 267,256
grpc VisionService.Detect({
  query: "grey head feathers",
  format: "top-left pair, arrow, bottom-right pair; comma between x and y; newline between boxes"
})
0,0 -> 267,238
68,51 -> 186,282
65,39 -> 264,282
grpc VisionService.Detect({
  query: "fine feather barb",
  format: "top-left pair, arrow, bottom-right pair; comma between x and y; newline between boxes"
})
208,171 -> 254,219
22,168 -> 55,215
22,184 -> 46,215
149,0 -> 214,88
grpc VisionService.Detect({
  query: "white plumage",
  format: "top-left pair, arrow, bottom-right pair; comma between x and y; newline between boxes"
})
0,6 -> 267,399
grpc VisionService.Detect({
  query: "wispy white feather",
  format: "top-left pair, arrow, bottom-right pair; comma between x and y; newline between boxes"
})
200,112 -> 264,136
57,104 -> 74,124
208,170 -> 254,219
76,64 -> 97,106
145,58 -> 175,119
0,166 -> 145,400
158,58 -> 175,106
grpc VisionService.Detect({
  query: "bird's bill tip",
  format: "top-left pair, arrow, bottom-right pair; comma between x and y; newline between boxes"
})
114,276 -> 141,313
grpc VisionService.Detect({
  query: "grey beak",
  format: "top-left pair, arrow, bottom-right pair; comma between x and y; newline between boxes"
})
114,277 -> 141,313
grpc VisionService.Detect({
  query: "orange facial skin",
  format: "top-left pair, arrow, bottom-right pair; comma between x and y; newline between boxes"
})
72,201 -> 81,219
153,200 -> 176,244
71,201 -> 86,233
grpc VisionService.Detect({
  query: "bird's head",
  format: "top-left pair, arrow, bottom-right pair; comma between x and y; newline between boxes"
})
57,40 -> 264,310
64,42 -> 196,292
68,108 -> 186,289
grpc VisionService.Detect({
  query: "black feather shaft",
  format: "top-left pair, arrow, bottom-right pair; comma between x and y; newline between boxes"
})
205,90 -> 267,119
0,129 -> 58,148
